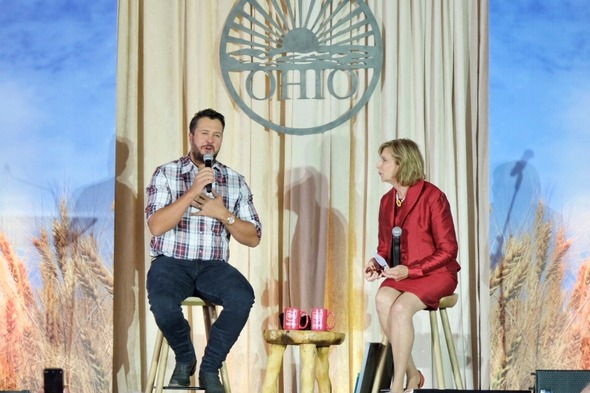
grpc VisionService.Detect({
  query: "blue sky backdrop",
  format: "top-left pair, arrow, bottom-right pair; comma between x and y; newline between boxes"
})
490,0 -> 590,285
0,0 -> 117,215
0,0 -> 117,265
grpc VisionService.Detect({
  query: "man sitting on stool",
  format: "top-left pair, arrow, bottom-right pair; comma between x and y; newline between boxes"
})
145,108 -> 262,392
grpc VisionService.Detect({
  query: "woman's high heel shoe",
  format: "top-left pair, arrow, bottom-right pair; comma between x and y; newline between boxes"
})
418,370 -> 425,388
405,370 -> 425,391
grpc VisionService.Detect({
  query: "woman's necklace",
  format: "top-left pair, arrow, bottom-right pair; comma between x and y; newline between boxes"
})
396,192 -> 405,207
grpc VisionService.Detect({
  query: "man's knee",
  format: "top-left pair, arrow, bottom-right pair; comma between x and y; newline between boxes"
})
149,292 -> 182,318
228,281 -> 255,312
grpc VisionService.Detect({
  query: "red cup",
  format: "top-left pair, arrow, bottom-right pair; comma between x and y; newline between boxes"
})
311,308 -> 336,331
283,307 -> 310,330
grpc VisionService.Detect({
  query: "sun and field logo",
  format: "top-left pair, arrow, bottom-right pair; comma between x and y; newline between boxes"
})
219,0 -> 383,135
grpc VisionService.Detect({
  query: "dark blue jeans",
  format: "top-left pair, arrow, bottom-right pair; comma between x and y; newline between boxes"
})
146,256 -> 255,373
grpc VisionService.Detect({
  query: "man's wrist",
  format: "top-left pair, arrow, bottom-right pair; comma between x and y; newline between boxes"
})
224,214 -> 236,226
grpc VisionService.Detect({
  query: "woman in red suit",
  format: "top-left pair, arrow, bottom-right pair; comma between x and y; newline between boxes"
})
365,139 -> 460,393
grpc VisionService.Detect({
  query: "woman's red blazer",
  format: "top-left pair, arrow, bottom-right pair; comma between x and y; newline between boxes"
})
376,179 -> 461,278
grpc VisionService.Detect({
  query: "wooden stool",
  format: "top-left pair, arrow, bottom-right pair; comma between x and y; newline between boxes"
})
144,297 -> 231,393
372,293 -> 463,391
429,293 -> 463,389
262,330 -> 346,393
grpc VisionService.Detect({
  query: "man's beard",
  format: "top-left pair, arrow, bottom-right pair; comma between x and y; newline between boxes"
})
191,149 -> 216,164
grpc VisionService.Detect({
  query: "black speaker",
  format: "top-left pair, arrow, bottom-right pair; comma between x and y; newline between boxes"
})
535,369 -> 590,393
419,390 -> 528,393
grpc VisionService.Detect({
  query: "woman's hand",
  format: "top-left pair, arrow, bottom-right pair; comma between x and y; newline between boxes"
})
364,259 -> 382,282
381,265 -> 409,281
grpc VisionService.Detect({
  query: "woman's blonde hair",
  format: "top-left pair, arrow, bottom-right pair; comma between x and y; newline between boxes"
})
378,139 -> 426,186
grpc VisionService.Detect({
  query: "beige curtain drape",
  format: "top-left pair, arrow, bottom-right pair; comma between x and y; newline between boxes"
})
113,1 -> 489,392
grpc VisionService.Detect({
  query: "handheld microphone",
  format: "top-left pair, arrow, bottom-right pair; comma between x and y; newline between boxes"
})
204,153 -> 213,193
392,226 -> 402,267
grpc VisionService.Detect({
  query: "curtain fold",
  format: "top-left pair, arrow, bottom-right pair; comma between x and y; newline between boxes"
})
113,1 -> 489,391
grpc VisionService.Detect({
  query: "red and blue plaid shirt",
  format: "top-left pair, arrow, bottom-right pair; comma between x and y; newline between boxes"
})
145,154 -> 262,261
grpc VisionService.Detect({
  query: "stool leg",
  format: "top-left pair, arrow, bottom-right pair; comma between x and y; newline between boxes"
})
155,339 -> 169,393
262,344 -> 286,393
202,305 -> 215,335
144,330 -> 164,393
220,361 -> 231,393
440,308 -> 464,389
429,310 -> 445,389
300,344 -> 317,393
315,346 -> 331,393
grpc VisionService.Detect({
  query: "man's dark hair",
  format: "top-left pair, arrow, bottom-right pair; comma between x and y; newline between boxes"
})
189,108 -> 225,133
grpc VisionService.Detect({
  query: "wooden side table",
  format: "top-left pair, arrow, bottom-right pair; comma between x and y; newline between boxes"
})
262,330 -> 345,393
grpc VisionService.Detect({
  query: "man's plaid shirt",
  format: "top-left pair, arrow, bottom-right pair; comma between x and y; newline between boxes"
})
145,154 -> 262,261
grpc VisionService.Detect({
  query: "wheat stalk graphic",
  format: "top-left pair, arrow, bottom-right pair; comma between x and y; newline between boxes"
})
0,198 -> 113,391
491,202 -> 590,390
